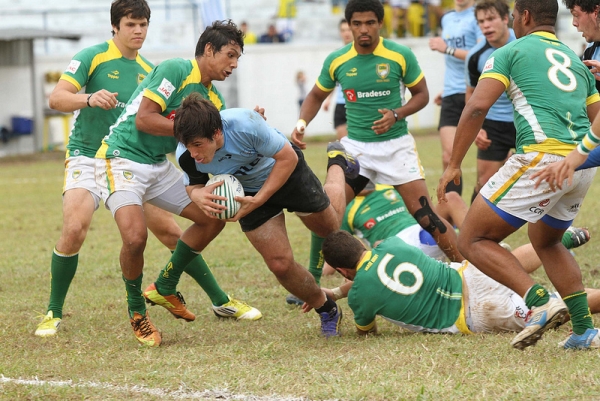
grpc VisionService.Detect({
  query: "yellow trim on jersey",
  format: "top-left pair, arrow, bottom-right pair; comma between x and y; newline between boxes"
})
530,32 -> 558,41
587,93 -> 600,106
373,41 -> 423,87
327,47 -> 358,87
89,40 -> 123,77
346,196 -> 366,232
208,89 -> 223,110
96,141 -> 109,158
60,75 -> 82,91
454,261 -> 474,335
355,320 -> 376,332
144,88 -> 167,112
488,152 -> 544,203
355,251 -> 373,272
135,54 -> 153,73
315,80 -> 335,93
374,184 -> 393,190
179,59 -> 202,93
480,73 -> 509,89
522,139 -> 577,157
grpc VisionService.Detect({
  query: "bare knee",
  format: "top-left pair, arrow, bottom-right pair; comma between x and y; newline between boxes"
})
121,229 -> 148,255
266,257 -> 296,278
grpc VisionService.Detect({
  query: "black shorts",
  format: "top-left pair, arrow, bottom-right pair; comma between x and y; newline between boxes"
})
438,93 -> 465,129
239,144 -> 330,232
477,119 -> 516,161
333,103 -> 347,128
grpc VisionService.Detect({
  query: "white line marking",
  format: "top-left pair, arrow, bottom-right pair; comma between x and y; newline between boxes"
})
0,375 -> 308,400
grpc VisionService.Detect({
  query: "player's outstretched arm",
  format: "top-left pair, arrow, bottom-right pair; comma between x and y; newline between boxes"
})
292,85 -> 330,149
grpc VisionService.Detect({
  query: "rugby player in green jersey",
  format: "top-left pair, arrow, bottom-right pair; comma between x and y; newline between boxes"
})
35,0 -> 195,339
320,230 -> 600,339
94,20 -> 261,347
438,0 -> 600,350
290,0 -> 464,297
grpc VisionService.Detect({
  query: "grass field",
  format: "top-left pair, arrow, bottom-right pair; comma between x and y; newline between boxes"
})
1,136 -> 600,400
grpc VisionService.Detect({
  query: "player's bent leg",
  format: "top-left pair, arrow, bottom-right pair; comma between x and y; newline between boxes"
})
397,179 -> 463,262
144,203 -> 182,250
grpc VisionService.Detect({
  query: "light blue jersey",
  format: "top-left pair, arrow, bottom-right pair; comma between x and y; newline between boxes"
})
465,29 -> 516,122
335,83 -> 345,105
176,108 -> 288,192
441,7 -> 483,97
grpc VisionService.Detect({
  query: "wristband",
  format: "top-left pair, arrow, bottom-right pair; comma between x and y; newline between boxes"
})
391,109 -> 399,122
445,47 -> 456,56
296,119 -> 307,133
87,93 -> 93,108
332,287 -> 344,300
578,128 -> 600,155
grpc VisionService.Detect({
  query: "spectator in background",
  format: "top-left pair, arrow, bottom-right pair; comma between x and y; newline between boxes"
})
296,71 -> 307,110
259,24 -> 286,43
276,0 -> 297,41
240,21 -> 257,44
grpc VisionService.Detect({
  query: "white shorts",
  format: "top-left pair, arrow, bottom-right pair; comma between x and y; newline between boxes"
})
95,157 -> 190,215
64,156 -> 101,209
458,262 -> 528,333
396,224 -> 446,261
341,135 -> 425,186
479,152 -> 596,224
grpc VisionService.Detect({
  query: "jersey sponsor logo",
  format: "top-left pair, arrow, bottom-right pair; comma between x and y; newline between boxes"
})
482,57 -> 495,73
157,78 -> 176,99
345,89 -> 357,102
363,218 -> 376,230
383,189 -> 399,202
376,63 -> 390,79
116,101 -> 126,108
166,110 -> 176,121
66,60 -> 81,74
108,70 -> 119,79
567,203 -> 580,213
346,67 -> 358,77
72,170 -> 82,180
137,73 -> 146,85
539,199 -> 550,207
376,206 -> 406,222
356,90 -> 392,99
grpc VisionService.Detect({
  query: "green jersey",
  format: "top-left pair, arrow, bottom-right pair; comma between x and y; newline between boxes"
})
96,58 -> 226,164
350,236 -> 463,333
480,32 -> 600,156
316,39 -> 424,142
342,185 -> 417,247
60,39 -> 153,158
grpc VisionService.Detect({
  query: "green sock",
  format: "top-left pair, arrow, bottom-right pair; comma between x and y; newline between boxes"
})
183,253 -> 229,306
561,230 -> 574,249
155,240 -> 200,296
308,232 -> 325,285
47,250 -> 79,319
563,291 -> 594,335
123,273 -> 145,317
524,283 -> 550,309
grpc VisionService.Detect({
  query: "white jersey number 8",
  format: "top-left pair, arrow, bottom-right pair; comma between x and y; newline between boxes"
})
546,48 -> 576,92
377,254 -> 424,295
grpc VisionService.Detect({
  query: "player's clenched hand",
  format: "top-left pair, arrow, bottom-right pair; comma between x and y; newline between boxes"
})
531,151 -> 588,191
88,89 -> 118,110
437,166 -> 462,203
188,181 -> 227,218
475,129 -> 491,150
291,119 -> 307,149
224,195 -> 257,222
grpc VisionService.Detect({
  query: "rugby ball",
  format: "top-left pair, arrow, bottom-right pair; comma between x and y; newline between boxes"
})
205,174 -> 244,219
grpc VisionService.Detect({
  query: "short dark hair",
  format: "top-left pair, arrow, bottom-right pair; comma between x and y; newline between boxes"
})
345,0 -> 385,23
563,0 -> 599,13
195,20 -> 244,57
173,94 -> 223,146
110,0 -> 151,35
322,231 -> 365,271
475,0 -> 510,19
514,0 -> 558,26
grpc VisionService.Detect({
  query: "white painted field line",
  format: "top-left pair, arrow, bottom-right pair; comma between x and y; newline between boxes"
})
0,375 -> 309,401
